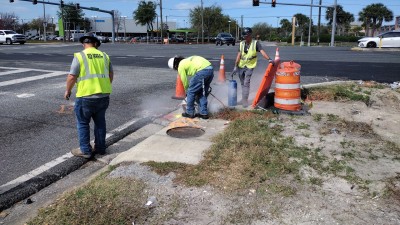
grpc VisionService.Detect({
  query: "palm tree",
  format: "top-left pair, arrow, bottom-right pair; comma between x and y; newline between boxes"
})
358,3 -> 393,36
326,5 -> 354,35
280,18 -> 292,37
133,1 -> 157,33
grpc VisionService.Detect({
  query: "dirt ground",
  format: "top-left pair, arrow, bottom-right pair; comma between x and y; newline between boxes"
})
107,85 -> 400,225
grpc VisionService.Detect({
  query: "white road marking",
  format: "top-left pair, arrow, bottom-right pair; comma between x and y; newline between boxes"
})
0,68 -> 32,76
0,118 -> 141,193
0,71 -> 66,87
16,93 -> 35,98
126,55 -> 137,57
0,152 -> 74,193
143,58 -> 155,59
116,57 -> 127,59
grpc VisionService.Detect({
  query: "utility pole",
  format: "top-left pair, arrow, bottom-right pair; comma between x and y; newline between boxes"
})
160,0 -> 163,42
201,0 -> 204,44
43,2 -> 46,42
307,0 -> 313,46
317,0 -> 322,45
330,0 -> 337,47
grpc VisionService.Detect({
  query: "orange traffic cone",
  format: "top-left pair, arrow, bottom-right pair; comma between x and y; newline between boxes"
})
275,47 -> 280,61
171,73 -> 186,100
218,54 -> 226,83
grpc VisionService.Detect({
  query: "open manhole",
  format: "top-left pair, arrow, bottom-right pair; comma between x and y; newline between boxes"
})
166,127 -> 205,138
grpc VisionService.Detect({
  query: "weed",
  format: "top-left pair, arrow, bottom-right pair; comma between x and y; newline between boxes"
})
309,177 -> 323,186
341,151 -> 355,159
297,122 -> 310,130
313,113 -> 323,122
369,154 -> 379,160
327,114 -> 339,121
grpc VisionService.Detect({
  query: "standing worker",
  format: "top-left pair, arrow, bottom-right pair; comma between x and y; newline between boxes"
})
234,27 -> 274,107
168,56 -> 214,119
64,33 -> 113,158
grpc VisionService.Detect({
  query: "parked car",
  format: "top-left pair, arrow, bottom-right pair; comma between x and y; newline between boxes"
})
0,30 -> 26,45
215,33 -> 235,46
96,35 -> 110,43
358,31 -> 400,48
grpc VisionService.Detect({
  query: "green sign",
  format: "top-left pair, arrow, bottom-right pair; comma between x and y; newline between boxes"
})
58,18 -> 64,36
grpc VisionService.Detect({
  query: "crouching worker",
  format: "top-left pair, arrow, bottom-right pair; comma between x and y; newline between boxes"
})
168,56 -> 214,119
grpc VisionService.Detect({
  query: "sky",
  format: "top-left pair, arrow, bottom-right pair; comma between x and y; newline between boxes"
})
3,0 -> 400,28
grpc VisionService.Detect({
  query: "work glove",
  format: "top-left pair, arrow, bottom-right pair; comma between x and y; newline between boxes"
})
231,66 -> 238,80
268,59 -> 275,66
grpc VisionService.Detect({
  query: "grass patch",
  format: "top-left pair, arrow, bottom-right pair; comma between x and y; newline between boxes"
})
28,167 -> 153,225
147,111 -> 365,195
305,84 -> 371,105
297,122 -> 310,130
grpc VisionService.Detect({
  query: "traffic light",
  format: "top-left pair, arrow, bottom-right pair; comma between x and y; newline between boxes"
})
9,0 -> 14,3
252,0 -> 259,6
33,0 -> 37,4
60,0 -> 64,8
272,0 -> 276,7
76,3 -> 80,9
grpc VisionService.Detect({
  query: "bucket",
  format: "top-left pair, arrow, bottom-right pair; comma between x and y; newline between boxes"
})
228,80 -> 237,107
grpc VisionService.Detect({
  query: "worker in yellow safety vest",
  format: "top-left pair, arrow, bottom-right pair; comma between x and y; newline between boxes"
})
168,56 -> 214,119
234,27 -> 274,107
64,33 -> 114,158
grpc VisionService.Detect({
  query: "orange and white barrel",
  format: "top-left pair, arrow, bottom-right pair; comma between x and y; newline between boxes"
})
274,61 -> 301,111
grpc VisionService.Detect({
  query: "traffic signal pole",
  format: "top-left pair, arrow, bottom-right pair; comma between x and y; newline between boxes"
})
255,0 -> 337,47
15,0 -> 116,43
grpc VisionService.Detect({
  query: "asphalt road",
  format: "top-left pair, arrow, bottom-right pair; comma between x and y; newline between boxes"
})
0,42 -> 399,190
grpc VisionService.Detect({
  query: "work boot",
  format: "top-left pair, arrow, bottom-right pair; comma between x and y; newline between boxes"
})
195,113 -> 209,119
182,112 -> 195,118
71,148 -> 92,159
91,145 -> 106,155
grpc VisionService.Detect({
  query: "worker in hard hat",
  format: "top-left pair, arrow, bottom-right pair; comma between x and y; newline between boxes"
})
234,27 -> 274,108
168,56 -> 214,119
64,33 -> 113,159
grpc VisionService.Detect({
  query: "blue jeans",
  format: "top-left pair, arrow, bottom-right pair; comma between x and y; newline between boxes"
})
74,97 -> 109,154
186,67 -> 214,115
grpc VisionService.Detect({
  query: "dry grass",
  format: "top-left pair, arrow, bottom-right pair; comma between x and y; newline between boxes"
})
28,168 -> 151,225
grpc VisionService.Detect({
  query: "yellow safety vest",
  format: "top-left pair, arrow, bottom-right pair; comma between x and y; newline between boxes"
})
238,40 -> 257,69
74,47 -> 112,97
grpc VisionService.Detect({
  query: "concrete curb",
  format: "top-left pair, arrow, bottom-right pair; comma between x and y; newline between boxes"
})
0,116 -> 153,212
351,47 -> 400,52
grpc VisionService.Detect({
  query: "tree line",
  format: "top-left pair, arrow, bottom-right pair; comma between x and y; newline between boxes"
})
1,1 -> 394,41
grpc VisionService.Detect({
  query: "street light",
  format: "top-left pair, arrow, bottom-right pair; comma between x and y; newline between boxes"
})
91,16 -> 97,35
121,16 -> 127,42
228,20 -> 231,34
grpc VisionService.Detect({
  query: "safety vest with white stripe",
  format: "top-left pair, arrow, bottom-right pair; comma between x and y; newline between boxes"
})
74,47 -> 112,98
238,40 -> 257,69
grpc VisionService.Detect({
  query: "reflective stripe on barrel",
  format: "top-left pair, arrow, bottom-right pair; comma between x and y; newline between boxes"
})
274,61 -> 301,111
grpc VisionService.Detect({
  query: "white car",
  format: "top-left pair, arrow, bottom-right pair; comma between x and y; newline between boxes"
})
0,30 -> 26,45
358,31 -> 400,48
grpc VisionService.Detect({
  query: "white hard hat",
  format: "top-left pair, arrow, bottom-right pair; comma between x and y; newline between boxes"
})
168,57 -> 174,69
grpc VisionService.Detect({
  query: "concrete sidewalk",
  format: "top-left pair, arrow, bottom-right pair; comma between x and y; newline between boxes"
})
110,109 -> 229,166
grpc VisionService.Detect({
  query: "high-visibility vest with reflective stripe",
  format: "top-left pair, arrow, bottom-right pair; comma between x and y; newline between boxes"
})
74,47 -> 112,97
238,40 -> 257,69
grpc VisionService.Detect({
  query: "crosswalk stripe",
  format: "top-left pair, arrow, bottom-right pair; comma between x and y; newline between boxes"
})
0,71 -> 66,87
0,68 -> 32,76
